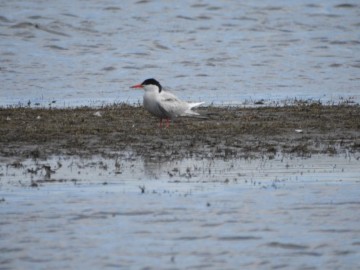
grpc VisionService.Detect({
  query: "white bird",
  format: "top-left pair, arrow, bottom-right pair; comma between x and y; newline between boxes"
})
131,78 -> 204,127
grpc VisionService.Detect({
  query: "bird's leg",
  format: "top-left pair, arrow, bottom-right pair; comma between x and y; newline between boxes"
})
158,118 -> 170,128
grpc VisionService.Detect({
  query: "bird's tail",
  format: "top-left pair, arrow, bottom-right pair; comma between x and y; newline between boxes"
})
188,102 -> 205,109
183,102 -> 206,118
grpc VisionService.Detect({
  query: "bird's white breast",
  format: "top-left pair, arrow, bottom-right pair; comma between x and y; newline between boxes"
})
143,91 -> 165,118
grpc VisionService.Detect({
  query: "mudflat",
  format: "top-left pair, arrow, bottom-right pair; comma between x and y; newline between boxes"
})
1,103 -> 359,160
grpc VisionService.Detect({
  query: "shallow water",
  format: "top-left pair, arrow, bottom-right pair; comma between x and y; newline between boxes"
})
1,0 -> 359,107
1,154 -> 360,269
1,1 -> 360,269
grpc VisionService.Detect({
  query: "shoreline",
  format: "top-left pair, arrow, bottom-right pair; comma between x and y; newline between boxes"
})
1,103 -> 359,160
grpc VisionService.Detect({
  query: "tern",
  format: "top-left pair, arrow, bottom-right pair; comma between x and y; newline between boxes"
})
131,78 -> 204,127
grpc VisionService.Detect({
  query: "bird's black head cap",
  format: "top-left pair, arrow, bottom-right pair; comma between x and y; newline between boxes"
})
141,78 -> 162,92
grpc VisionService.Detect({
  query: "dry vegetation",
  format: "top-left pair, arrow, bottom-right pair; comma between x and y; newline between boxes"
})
1,103 -> 359,160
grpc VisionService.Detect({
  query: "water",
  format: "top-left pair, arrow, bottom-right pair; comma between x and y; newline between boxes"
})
1,1 -> 360,269
1,0 -> 359,107
1,154 -> 360,269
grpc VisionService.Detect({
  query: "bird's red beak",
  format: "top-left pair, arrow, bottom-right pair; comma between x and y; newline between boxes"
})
130,84 -> 143,89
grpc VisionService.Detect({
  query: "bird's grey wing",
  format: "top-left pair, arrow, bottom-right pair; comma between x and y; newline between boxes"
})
158,96 -> 187,118
156,101 -> 171,118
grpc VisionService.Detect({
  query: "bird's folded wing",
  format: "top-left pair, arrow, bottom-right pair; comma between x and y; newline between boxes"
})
157,96 -> 186,118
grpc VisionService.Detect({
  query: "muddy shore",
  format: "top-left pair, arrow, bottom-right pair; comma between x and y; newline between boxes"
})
1,103 -> 359,160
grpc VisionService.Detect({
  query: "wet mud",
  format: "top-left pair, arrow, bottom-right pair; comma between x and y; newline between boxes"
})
1,104 -> 360,270
1,103 -> 359,161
